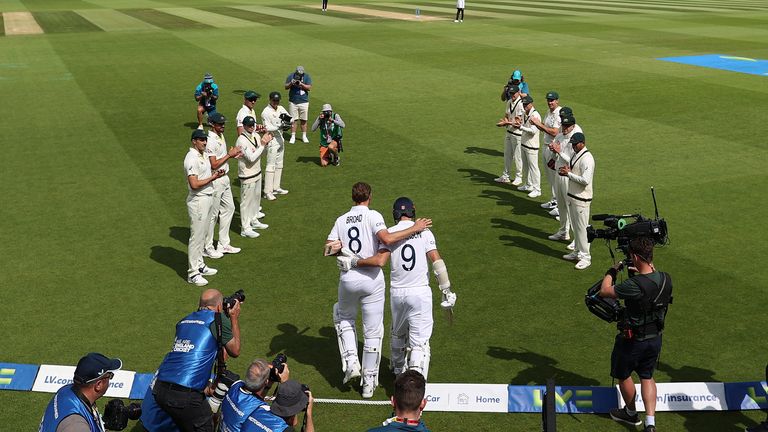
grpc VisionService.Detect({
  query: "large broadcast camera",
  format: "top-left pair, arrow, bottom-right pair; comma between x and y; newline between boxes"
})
584,188 -> 669,323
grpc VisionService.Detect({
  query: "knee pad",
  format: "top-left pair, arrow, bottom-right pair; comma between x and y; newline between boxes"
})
265,164 -> 275,173
407,343 -> 431,380
362,337 -> 383,385
390,333 -> 408,374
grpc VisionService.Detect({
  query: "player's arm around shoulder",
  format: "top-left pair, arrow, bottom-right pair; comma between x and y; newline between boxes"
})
377,217 -> 433,246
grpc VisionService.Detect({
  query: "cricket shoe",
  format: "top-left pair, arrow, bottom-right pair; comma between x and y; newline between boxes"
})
199,266 -> 218,276
251,220 -> 269,230
548,231 -> 570,241
203,246 -> 223,259
302,135 -> 309,143
264,193 -> 277,201
241,229 -> 260,239
644,426 -> 657,432
562,251 -> 579,261
511,177 -> 523,186
343,360 -> 361,385
609,407 -> 642,426
567,240 -> 576,251
527,190 -> 542,198
575,259 -> 591,270
454,19 -> 458,22
256,211 -> 266,218
540,199 -> 557,209
218,244 -> 241,254
187,274 -> 208,286
494,176 -> 511,184
274,188 -> 289,195
361,373 -> 377,399
289,135 -> 296,144
548,207 -> 560,216
517,185 -> 532,192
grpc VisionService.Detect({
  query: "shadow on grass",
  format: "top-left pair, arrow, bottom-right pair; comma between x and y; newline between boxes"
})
267,323 -> 395,396
169,226 -> 189,245
464,146 -> 503,157
481,188 -> 552,218
656,362 -> 760,431
183,121 -> 201,130
491,218 -> 565,258
150,245 -> 187,280
457,167 -> 498,185
296,156 -> 321,166
488,346 -> 600,386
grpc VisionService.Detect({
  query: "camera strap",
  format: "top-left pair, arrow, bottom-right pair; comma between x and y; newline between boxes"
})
214,312 -> 226,379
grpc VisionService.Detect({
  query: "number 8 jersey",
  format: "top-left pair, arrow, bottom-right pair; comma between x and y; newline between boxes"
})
384,220 -> 437,288
328,205 -> 387,281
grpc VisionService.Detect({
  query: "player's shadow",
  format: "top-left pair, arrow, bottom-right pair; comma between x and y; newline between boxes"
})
149,245 -> 187,280
267,323 -> 394,394
296,156 -> 321,166
183,122 -> 201,130
488,346 -> 600,386
464,146 -> 503,157
481,189 -> 552,218
490,218 -> 565,258
457,168 -> 498,185
169,226 -> 190,245
656,362 -> 758,431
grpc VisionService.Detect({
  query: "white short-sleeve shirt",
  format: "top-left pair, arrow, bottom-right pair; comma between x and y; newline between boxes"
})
205,130 -> 229,175
236,105 -> 256,128
384,221 -> 437,289
328,205 -> 387,281
184,147 -> 213,196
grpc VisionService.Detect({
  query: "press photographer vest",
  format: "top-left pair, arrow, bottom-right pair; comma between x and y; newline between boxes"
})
319,116 -> 342,147
40,385 -> 103,432
156,310 -> 219,390
621,272 -> 673,340
220,382 -> 267,432
242,405 -> 289,432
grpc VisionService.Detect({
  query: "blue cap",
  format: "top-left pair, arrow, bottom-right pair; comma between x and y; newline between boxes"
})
203,73 -> 213,83
74,353 -> 122,384
512,70 -> 522,80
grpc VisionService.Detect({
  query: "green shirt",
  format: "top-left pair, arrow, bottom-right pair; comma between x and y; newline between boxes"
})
615,271 -> 668,340
208,313 -> 234,345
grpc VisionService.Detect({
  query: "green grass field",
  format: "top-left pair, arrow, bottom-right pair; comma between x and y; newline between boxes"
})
1,0 -> 767,430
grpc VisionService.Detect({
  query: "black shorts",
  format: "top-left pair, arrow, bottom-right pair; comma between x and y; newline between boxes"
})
610,333 -> 662,380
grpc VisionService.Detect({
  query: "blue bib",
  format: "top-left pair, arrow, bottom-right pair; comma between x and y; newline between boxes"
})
139,382 -> 180,432
242,405 -> 289,432
39,385 -> 103,432
156,310 -> 219,390
219,382 -> 267,432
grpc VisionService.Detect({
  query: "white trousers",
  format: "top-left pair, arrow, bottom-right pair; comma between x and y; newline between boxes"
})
240,178 -> 261,230
335,276 -> 385,373
568,197 -> 592,260
206,177 -> 235,249
553,173 -> 571,234
264,139 -> 284,193
390,286 -> 433,371
187,193 -> 214,277
503,132 -> 522,180
522,147 -> 540,192
541,146 -> 557,200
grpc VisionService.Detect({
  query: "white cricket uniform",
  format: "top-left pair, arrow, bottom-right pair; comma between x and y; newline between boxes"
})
541,106 -> 562,200
519,108 -> 541,193
261,104 -> 289,194
567,147 -> 595,261
235,132 -> 265,231
236,105 -> 256,129
384,221 -> 438,378
205,130 -> 235,249
184,147 -> 214,278
551,124 -> 583,235
327,205 -> 387,380
503,96 -> 525,181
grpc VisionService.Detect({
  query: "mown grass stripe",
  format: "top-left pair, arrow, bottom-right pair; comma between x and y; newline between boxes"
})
120,8 -> 211,30
19,0 -> 95,11
378,2 -> 556,18
230,4 -> 361,25
617,0 -> 764,11
283,5 -> 387,22
200,6 -> 308,27
33,11 -> 102,33
74,9 -> 159,32
544,0 -> 755,12
0,14 -> 4,36
470,0 -> 641,15
156,7 -> 255,28
349,3 -> 458,19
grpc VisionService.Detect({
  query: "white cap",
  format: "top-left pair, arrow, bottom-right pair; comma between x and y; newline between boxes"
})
322,103 -> 332,111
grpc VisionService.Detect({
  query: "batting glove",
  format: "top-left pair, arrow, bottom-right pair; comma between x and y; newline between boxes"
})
440,288 -> 456,309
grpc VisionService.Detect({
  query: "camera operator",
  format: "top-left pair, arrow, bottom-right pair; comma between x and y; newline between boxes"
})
311,103 -> 345,167
40,353 -> 122,432
142,289 -> 241,432
220,358 -> 290,432
366,370 -> 429,432
500,70 -> 528,101
284,66 -> 313,144
195,73 -> 219,130
559,132 -> 594,270
242,380 -> 314,432
261,91 -> 291,201
598,237 -> 673,432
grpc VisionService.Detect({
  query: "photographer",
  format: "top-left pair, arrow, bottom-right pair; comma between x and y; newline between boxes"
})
220,358 -> 290,432
142,289 -> 241,432
195,73 -> 219,130
598,237 -> 672,432
40,353 -> 122,432
284,66 -> 313,144
500,70 -> 528,101
311,103 -> 345,167
242,380 -> 314,432
261,91 -> 291,201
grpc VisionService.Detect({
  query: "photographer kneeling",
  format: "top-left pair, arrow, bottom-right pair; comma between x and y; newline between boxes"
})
242,380 -> 314,432
140,289 -> 242,432
311,103 -> 345,167
598,236 -> 672,432
220,357 -> 290,432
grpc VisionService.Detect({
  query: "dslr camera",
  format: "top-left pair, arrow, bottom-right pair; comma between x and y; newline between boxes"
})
270,353 -> 288,382
291,72 -> 304,86
223,289 -> 245,314
208,369 -> 241,413
102,399 -> 141,431
202,82 -> 214,97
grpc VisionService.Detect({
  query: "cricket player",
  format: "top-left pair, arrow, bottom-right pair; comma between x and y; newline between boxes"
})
345,197 -> 456,381
235,116 -> 271,238
261,91 -> 290,201
547,114 -> 583,245
495,85 -> 525,186
205,113 -> 242,258
325,183 -> 431,398
529,91 -> 562,210
517,95 -> 542,198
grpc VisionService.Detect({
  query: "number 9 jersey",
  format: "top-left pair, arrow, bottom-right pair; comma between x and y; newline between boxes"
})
327,205 -> 387,281
384,220 -> 437,288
